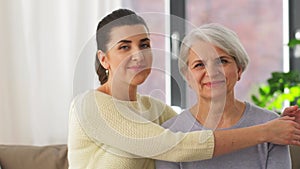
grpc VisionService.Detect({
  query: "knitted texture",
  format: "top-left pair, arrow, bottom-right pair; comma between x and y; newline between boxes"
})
68,90 -> 214,169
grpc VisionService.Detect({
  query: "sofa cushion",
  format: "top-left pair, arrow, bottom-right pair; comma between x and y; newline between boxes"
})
0,144 -> 68,169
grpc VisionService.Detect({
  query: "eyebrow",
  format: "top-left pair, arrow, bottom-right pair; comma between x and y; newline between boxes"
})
140,38 -> 150,42
219,55 -> 231,58
117,40 -> 132,44
219,55 -> 236,60
189,59 -> 203,66
189,56 -> 228,65
117,38 -> 150,44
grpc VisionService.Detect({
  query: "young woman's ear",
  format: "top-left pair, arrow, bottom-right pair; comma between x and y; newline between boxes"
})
97,50 -> 109,69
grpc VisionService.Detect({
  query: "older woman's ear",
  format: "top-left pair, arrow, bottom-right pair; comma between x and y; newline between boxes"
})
237,67 -> 243,81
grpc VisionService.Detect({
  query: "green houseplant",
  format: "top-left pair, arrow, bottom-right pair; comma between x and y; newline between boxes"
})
251,71 -> 300,114
251,38 -> 300,114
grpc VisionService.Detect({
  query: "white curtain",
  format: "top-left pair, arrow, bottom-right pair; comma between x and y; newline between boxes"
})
0,0 -> 121,145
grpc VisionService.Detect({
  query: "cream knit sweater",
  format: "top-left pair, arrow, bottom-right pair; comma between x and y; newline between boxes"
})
67,90 -> 214,169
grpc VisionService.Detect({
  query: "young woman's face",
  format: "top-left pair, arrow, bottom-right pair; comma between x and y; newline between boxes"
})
186,40 -> 242,99
105,24 -> 153,86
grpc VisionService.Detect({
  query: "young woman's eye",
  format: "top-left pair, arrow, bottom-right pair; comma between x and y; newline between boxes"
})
119,45 -> 130,50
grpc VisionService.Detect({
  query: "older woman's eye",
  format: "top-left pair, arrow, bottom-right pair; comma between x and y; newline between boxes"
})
194,63 -> 205,68
216,58 -> 228,64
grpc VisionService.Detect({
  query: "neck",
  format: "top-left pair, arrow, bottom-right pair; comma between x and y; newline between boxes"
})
190,94 -> 245,129
97,80 -> 138,101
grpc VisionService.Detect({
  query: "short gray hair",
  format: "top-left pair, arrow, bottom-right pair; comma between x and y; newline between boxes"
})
178,23 -> 249,80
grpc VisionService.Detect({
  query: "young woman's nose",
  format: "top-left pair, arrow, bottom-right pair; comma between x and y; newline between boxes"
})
131,49 -> 144,61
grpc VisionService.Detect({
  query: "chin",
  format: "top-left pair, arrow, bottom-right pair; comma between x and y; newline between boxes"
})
131,78 -> 147,86
131,70 -> 150,85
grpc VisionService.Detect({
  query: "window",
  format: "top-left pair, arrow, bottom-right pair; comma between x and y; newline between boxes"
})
186,0 -> 284,105
123,0 -> 286,109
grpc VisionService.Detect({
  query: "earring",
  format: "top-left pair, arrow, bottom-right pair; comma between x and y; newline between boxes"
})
105,69 -> 109,76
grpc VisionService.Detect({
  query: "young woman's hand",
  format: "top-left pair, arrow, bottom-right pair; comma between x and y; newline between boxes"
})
263,116 -> 300,146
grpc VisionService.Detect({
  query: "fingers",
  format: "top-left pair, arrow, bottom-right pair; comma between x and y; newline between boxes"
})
296,108 -> 300,115
281,115 -> 300,146
282,105 -> 299,116
279,116 -> 300,129
291,140 -> 300,146
282,106 -> 300,125
291,133 -> 300,146
279,115 -> 295,120
289,119 -> 300,129
290,108 -> 300,123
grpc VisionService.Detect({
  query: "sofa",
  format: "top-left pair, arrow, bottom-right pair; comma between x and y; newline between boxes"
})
0,144 -> 299,169
0,144 -> 68,169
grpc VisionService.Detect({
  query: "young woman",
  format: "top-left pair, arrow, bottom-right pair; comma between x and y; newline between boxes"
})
156,23 -> 294,169
67,9 -> 300,169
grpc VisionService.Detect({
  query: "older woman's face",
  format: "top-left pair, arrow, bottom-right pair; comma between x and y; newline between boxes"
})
186,40 -> 242,99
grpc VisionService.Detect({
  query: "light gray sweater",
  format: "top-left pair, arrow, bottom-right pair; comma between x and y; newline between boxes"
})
156,102 -> 291,169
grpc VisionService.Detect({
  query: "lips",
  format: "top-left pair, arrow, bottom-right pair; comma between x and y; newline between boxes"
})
203,80 -> 225,87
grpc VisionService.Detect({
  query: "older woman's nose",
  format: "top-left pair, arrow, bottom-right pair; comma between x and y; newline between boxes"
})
205,62 -> 221,77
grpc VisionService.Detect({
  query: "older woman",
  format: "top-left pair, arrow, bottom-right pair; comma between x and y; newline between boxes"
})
156,23 -> 293,169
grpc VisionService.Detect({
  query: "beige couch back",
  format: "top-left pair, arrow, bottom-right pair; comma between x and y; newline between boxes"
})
0,144 -> 68,169
0,144 -> 299,169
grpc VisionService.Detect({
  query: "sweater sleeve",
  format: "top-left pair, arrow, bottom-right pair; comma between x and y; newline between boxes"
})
70,91 -> 214,162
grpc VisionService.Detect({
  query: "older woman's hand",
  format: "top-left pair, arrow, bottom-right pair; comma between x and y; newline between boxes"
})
281,105 -> 300,123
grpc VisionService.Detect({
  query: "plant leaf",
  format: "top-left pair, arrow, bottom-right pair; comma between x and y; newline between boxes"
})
288,39 -> 300,48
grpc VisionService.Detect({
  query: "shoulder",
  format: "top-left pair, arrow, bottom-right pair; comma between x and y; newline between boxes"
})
139,95 -> 167,107
70,90 -> 91,107
245,102 -> 279,121
139,95 -> 177,120
161,110 -> 196,132
139,95 -> 171,112
70,90 -> 109,112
